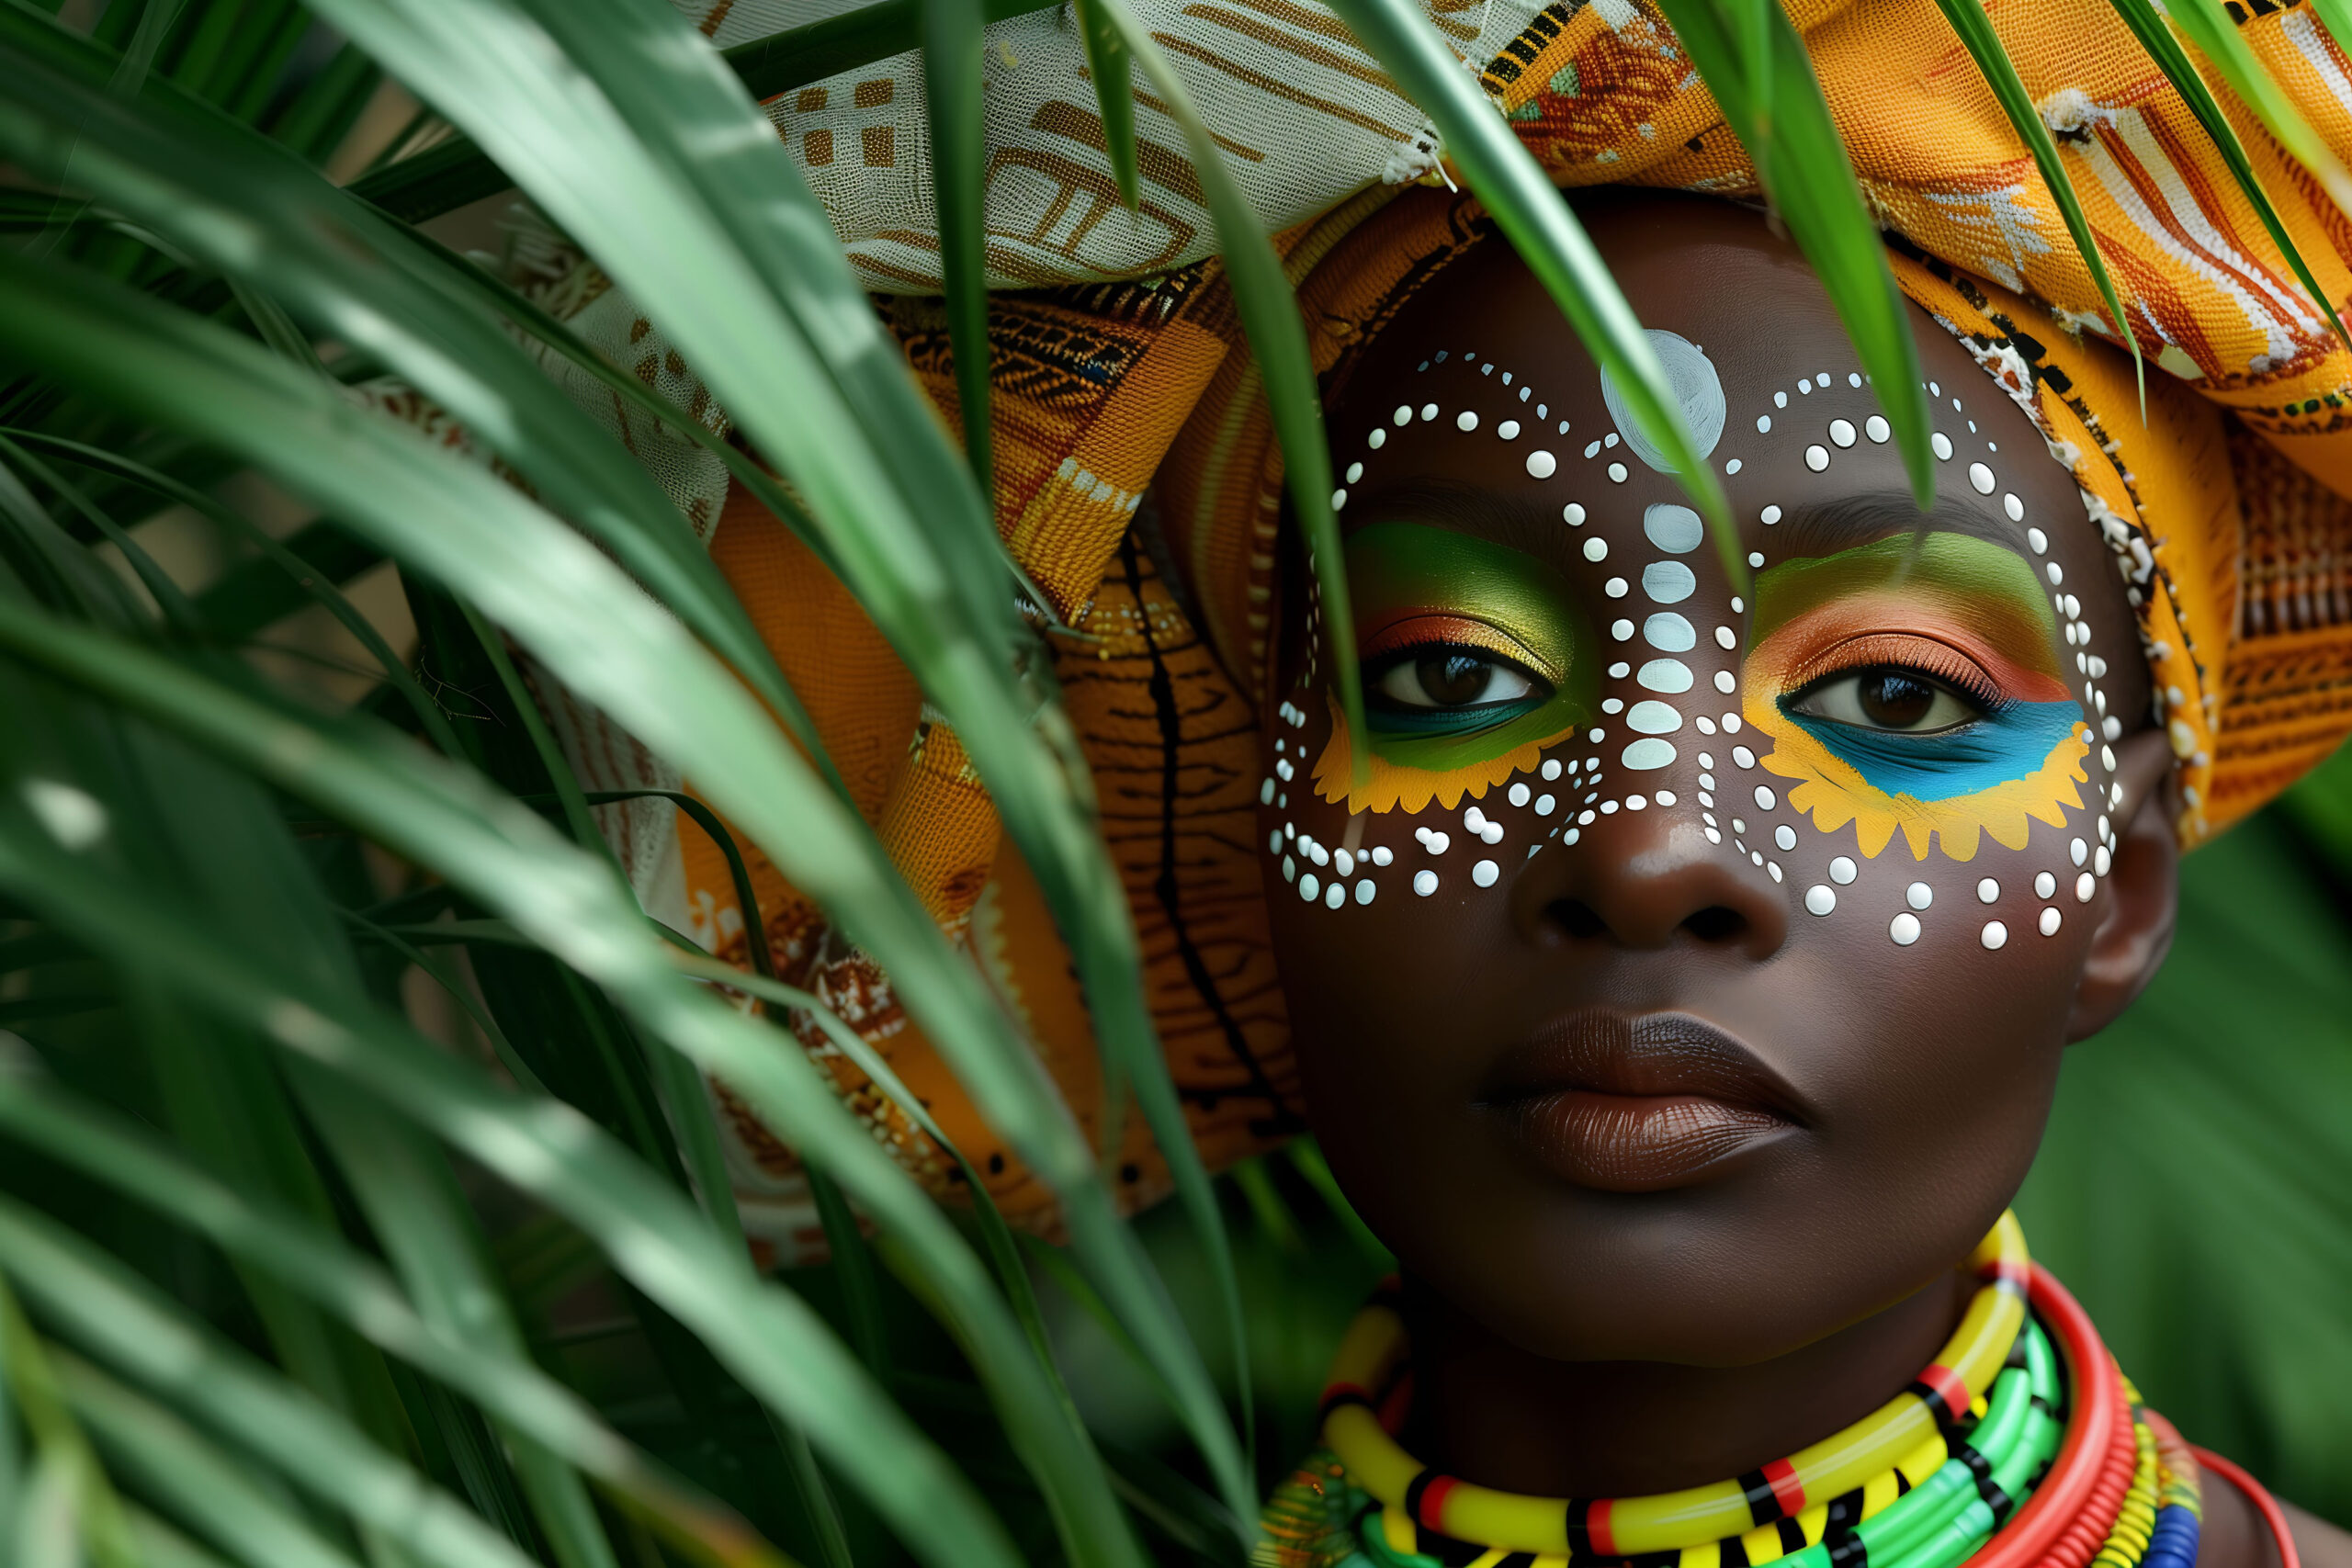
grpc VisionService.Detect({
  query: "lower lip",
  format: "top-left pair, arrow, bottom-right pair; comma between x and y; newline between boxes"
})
1499,1090 -> 1792,1192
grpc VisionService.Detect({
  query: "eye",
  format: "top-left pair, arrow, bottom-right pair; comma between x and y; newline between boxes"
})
1789,666 -> 1985,733
1372,649 -> 1541,711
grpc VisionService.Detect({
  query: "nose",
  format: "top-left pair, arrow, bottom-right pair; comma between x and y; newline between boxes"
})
1510,800 -> 1789,959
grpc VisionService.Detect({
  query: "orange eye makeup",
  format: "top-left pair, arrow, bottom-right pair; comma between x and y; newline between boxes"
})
1311,522 -> 1597,813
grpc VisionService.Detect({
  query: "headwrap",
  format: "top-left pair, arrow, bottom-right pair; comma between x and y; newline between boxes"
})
548,0 -> 2352,1255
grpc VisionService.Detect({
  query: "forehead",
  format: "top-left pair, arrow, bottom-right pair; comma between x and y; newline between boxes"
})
1323,197 -> 2078,569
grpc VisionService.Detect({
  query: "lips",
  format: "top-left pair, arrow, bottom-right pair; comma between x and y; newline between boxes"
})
1480,1011 -> 1805,1192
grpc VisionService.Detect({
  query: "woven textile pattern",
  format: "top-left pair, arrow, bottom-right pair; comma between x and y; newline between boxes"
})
687,0 -> 1534,290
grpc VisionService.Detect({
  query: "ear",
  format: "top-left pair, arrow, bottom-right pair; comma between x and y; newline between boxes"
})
2064,728 -> 2180,1043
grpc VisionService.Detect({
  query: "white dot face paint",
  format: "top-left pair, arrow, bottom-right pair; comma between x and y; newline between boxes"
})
1627,701 -> 1684,735
2035,871 -> 2057,898
1865,415 -> 1890,443
1608,462 -> 1629,483
2040,907 -> 2062,936
1473,860 -> 1499,887
1760,504 -> 1782,525
1643,504 -> 1705,554
1981,921 -> 2007,950
1638,660 -> 1694,694
1356,879 -> 1375,905
1643,561 -> 1698,604
1931,432 -> 1953,460
1372,847 -> 1393,866
1565,502 -> 1587,525
1805,886 -> 1837,916
1645,614 -> 1696,651
1325,882 -> 1346,908
1830,857 -> 1859,885
1753,785 -> 1776,810
1804,445 -> 1830,472
1715,626 -> 1738,649
1499,420 -> 1521,440
1526,450 -> 1558,479
1968,462 -> 1996,495
1583,537 -> 1609,563
1599,329 -> 1726,471
1713,671 -> 1737,694
1977,878 -> 2000,904
1774,825 -> 1797,852
2076,873 -> 2096,902
1905,882 -> 1932,910
1891,912 -> 1922,946
1456,410 -> 1479,432
1605,578 -> 1630,598
1413,870 -> 1438,897
1622,738 -> 1677,770
1299,873 -> 1320,901
2028,527 -> 2048,554
1829,419 -> 1857,447
1611,619 -> 1635,640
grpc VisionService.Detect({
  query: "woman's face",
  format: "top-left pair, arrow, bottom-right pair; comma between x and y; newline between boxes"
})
1259,196 -> 2176,1368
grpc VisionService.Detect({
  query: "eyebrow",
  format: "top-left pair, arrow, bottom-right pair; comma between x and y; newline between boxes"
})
1339,478 -> 1566,559
1770,489 -> 2028,565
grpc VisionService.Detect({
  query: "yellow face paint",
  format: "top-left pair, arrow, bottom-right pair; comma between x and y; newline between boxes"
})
1741,534 -> 2090,862
1312,522 -> 1596,814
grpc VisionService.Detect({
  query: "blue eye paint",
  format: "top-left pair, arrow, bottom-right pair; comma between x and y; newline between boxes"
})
1779,700 -> 2085,801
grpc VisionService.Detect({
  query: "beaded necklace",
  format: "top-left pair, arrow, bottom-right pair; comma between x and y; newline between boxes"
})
1256,1215 -> 2206,1568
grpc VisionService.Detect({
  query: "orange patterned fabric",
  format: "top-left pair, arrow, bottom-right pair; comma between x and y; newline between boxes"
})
680,0 -> 2352,1242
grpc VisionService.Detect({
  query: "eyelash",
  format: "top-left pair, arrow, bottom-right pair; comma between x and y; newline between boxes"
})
1782,633 -> 2006,715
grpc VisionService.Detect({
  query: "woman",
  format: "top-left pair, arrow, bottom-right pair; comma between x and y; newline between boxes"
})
595,0 -> 2352,1558
1243,186 -> 2349,1568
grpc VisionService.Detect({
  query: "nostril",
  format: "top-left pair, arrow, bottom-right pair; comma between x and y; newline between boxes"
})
1548,898 -> 1608,940
1682,906 -> 1747,943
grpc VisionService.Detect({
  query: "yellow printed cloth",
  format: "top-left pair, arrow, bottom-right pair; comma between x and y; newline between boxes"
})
630,0 -> 2352,1250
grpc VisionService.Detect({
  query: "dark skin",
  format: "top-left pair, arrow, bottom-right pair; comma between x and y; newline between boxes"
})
1257,191 -> 2349,1568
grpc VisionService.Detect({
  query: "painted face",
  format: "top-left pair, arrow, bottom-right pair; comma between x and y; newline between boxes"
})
1257,195 -> 2165,1378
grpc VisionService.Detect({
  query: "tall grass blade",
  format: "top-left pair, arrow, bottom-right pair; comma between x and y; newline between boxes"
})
922,0 -> 995,491
0,803 -> 1031,1568
0,1076 -> 783,1568
53,1350 -> 377,1568
0,10 -> 831,757
1072,0 -> 1141,208
0,584 -> 1148,1568
2155,0 -> 2352,219
2100,0 -> 2351,353
333,0 -> 1244,1497
2,1205 -> 543,1568
1926,0 -> 2144,407
1647,0 -> 1934,516
1319,0 -> 1734,560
